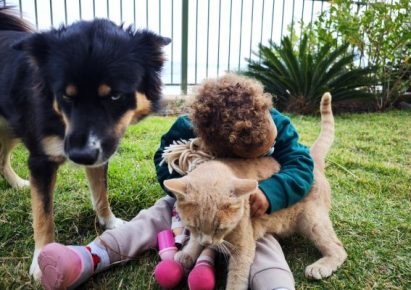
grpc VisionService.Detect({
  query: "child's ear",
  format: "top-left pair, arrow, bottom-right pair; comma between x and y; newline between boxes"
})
163,178 -> 187,200
234,179 -> 258,197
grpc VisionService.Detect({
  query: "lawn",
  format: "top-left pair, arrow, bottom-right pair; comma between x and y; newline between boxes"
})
0,110 -> 410,289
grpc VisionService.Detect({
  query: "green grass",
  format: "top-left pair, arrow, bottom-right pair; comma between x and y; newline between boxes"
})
0,111 -> 410,289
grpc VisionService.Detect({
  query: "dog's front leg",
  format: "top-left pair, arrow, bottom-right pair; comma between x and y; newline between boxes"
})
85,163 -> 126,229
28,156 -> 59,280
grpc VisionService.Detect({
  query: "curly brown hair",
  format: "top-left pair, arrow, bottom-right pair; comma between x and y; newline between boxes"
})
190,74 -> 274,157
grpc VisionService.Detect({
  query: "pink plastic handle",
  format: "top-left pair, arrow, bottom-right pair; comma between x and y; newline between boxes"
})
157,229 -> 175,250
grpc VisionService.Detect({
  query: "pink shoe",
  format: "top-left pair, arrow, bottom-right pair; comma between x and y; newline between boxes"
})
188,263 -> 215,290
38,243 -> 94,290
154,259 -> 185,289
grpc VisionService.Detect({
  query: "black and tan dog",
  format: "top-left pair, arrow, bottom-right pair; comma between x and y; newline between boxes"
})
0,5 -> 170,279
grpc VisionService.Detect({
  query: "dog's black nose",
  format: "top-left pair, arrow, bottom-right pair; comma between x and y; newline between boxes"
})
67,147 -> 99,165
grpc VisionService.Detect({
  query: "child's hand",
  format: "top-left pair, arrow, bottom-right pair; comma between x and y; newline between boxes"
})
249,189 -> 269,217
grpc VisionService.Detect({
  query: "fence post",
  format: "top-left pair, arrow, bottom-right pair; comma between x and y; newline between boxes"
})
181,0 -> 189,95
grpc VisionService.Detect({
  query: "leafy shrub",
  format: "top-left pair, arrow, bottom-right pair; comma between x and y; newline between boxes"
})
245,35 -> 373,114
312,0 -> 411,110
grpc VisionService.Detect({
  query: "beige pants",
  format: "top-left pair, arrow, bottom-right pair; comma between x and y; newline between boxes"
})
95,196 -> 295,290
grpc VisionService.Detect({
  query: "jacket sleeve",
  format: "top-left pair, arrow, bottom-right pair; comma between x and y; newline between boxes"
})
258,111 -> 314,213
153,115 -> 196,196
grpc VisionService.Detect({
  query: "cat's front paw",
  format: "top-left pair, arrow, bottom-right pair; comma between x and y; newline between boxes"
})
305,263 -> 334,280
174,251 -> 195,270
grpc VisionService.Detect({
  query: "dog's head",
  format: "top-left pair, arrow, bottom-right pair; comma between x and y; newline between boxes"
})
13,20 -> 170,166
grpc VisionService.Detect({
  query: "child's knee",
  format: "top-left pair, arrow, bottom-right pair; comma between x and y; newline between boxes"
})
250,267 -> 295,290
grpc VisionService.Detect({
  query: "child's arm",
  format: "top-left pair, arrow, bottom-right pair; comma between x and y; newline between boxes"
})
153,115 -> 196,196
259,110 -> 314,214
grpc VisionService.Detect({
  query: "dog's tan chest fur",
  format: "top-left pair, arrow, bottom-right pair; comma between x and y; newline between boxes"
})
41,136 -> 66,162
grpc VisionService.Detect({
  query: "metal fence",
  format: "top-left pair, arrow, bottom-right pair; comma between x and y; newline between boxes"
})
7,0 -> 335,94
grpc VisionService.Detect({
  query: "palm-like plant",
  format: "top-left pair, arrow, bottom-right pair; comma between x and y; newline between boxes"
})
245,34 -> 374,113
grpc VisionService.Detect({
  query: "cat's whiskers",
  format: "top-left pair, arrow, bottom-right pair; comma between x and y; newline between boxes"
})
213,243 -> 230,264
222,240 -> 239,256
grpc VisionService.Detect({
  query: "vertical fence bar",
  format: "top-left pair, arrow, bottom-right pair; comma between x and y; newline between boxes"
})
238,0 -> 244,71
34,0 -> 39,28
158,0 -> 161,34
259,0 -> 265,62
107,0 -> 109,18
19,0 -> 22,17
181,0 -> 189,94
206,0 -> 210,78
217,0 -> 221,76
290,0 -> 295,37
249,0 -> 254,60
93,0 -> 95,18
133,0 -> 136,26
49,0 -> 53,26
78,0 -> 82,19
310,0 -> 314,24
270,0 -> 275,41
227,0 -> 233,71
280,0 -> 285,39
321,0 -> 324,13
64,0 -> 67,25
300,0 -> 305,39
146,0 -> 148,28
171,0 -> 174,83
195,0 -> 198,83
120,0 -> 123,22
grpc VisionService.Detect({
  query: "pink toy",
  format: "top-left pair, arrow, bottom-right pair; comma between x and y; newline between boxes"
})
154,207 -> 216,290
157,230 -> 178,261
154,259 -> 184,289
188,261 -> 215,290
154,230 -> 184,289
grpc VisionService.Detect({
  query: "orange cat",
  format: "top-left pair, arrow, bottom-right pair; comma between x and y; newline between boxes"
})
164,93 -> 347,290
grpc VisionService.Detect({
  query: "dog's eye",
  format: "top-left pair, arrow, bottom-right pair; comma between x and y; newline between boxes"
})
110,94 -> 123,101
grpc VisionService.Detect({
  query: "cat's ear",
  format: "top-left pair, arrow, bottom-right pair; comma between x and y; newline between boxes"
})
164,178 -> 187,200
234,179 -> 258,197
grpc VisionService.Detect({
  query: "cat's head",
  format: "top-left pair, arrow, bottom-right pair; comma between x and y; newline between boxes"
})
164,167 -> 257,246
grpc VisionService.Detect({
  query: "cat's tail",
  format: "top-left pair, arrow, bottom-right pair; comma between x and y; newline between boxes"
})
310,92 -> 334,172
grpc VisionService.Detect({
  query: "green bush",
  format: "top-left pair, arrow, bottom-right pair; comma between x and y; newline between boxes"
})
245,35 -> 373,114
312,0 -> 411,110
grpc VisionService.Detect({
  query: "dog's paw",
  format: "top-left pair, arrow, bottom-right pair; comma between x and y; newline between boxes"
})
29,249 -> 42,281
305,263 -> 334,280
99,215 -> 127,229
10,177 -> 30,189
174,251 -> 195,270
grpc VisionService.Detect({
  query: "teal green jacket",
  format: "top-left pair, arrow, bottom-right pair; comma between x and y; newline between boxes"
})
153,109 -> 314,214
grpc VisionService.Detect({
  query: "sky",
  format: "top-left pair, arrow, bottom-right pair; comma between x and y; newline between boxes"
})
6,0 -> 330,94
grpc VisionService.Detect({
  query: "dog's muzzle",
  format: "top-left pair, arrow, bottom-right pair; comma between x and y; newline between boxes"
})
67,146 -> 100,165
65,133 -> 104,166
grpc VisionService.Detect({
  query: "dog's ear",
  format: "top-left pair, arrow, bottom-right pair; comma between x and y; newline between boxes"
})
136,30 -> 171,47
133,30 -> 171,112
12,33 -> 52,66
